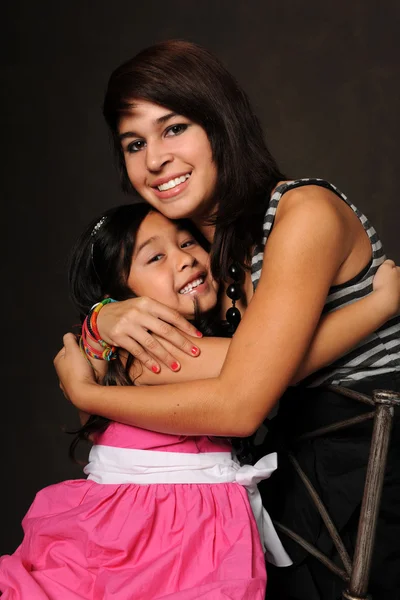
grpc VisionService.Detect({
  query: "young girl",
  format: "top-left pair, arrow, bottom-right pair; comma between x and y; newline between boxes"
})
2,204 -> 399,599
54,41 -> 400,599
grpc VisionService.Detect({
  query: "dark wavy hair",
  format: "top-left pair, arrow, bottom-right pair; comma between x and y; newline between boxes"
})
67,202 -> 225,460
103,39 -> 286,281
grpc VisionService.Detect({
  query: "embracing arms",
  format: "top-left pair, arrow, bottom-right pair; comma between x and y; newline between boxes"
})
133,264 -> 395,386
55,188 -> 400,436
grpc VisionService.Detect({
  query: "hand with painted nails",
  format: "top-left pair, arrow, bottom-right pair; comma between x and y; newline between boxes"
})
96,296 -> 202,373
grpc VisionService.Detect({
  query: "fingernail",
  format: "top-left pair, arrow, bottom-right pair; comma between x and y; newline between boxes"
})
191,346 -> 200,356
171,362 -> 180,371
195,330 -> 203,337
151,365 -> 160,374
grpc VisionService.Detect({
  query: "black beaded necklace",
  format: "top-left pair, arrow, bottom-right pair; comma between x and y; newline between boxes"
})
225,262 -> 242,334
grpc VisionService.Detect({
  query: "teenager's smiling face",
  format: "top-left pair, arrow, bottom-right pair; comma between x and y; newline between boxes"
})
127,211 -> 218,319
118,100 -> 218,221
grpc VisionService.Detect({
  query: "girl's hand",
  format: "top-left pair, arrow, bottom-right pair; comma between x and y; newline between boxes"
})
96,297 -> 202,373
372,259 -> 400,317
54,333 -> 98,408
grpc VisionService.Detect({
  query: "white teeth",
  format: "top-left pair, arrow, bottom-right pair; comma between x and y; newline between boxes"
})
179,277 -> 204,295
158,173 -> 190,191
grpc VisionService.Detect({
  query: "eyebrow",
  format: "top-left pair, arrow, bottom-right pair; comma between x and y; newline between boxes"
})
135,235 -> 160,256
118,112 -> 178,141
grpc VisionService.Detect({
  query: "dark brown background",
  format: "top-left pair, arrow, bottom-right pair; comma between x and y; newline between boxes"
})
2,0 -> 399,553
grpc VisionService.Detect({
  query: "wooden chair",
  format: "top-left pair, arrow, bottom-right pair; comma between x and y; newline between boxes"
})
271,386 -> 400,600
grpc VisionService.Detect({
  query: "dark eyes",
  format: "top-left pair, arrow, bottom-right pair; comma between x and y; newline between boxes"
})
126,139 -> 146,154
125,123 -> 189,154
146,239 -> 197,265
147,254 -> 164,264
165,123 -> 188,137
181,239 -> 196,249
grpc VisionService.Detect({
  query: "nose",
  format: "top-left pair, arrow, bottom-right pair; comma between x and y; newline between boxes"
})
145,139 -> 173,172
176,248 -> 197,271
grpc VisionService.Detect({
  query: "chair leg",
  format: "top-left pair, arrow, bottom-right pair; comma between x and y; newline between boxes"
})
342,390 -> 400,600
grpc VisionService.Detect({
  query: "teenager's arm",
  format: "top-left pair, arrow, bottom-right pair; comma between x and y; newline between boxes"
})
54,189 -> 399,437
134,265 -> 397,386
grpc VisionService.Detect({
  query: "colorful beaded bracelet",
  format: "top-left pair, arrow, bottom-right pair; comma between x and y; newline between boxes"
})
80,335 -> 118,361
80,298 -> 118,361
81,321 -> 117,361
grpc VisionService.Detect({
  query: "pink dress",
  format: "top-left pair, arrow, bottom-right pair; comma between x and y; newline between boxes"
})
0,423 -> 278,599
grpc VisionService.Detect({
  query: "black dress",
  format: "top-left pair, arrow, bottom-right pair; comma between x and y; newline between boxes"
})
260,376 -> 400,600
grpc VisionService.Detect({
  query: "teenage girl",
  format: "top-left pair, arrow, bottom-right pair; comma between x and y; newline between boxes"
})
54,41 -> 400,598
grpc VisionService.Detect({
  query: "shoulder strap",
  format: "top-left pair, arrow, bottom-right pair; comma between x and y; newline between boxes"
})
274,178 -> 346,200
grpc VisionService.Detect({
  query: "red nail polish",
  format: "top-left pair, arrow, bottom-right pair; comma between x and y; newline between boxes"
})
171,362 -> 180,371
195,330 -> 203,337
151,365 -> 160,373
191,346 -> 199,356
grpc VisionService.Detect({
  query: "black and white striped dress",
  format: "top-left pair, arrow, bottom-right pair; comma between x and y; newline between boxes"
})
255,178 -> 400,599
251,178 -> 400,386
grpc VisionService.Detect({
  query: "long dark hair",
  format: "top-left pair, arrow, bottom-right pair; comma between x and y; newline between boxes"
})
103,39 -> 287,281
68,202 -> 225,460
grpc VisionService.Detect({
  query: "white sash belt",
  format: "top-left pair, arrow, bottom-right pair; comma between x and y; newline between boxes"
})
84,445 -> 292,567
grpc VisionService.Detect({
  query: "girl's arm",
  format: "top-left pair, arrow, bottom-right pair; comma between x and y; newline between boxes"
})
95,296 -> 203,373
54,188 -> 398,437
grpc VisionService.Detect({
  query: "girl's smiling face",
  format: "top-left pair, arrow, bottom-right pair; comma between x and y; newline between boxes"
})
127,211 -> 218,318
118,100 -> 218,222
